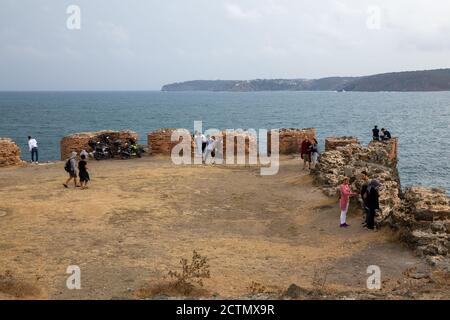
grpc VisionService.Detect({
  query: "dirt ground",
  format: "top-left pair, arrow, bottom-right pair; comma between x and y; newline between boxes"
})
0,155 -> 448,299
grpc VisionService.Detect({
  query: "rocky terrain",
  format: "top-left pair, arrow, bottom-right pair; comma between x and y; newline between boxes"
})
314,137 -> 449,272
0,138 -> 22,167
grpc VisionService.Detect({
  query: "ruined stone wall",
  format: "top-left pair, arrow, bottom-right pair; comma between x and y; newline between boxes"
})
392,187 -> 449,267
269,128 -> 317,154
148,128 -> 315,156
314,136 -> 449,267
315,140 -> 402,222
325,136 -> 359,151
60,130 -> 138,160
368,137 -> 398,167
0,138 -> 22,167
148,129 -> 184,155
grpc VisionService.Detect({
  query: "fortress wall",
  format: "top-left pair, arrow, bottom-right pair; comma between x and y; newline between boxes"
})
0,138 -> 22,167
314,136 -> 449,266
325,136 -> 359,151
60,130 -> 138,160
148,128 -> 316,156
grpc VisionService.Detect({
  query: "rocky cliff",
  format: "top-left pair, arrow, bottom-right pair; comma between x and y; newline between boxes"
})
314,137 -> 449,268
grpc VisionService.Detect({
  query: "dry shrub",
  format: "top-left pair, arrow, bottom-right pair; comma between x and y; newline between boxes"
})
247,281 -> 267,294
247,281 -> 283,297
167,250 -> 210,294
311,265 -> 333,293
136,250 -> 211,298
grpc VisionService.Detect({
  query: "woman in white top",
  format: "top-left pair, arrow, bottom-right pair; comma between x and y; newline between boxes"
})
203,136 -> 216,164
194,131 -> 203,156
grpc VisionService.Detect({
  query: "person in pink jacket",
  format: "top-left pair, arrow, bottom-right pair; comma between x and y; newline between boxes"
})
339,177 -> 357,228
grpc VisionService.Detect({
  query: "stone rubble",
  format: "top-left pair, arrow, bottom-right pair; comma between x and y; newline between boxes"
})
271,128 -> 317,155
314,136 -> 449,267
0,138 -> 22,167
314,138 -> 402,223
393,187 -> 450,269
325,136 -> 359,151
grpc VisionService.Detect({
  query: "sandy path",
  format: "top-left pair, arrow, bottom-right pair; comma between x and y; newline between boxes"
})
0,156 -> 435,299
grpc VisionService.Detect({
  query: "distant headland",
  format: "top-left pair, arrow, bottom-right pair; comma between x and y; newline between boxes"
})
161,68 -> 450,92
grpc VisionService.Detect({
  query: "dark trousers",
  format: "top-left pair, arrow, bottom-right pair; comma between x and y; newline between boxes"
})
367,208 -> 376,229
31,147 -> 38,162
202,142 -> 207,152
363,205 -> 370,224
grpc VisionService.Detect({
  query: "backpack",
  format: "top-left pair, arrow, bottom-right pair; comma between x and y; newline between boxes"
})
64,159 -> 72,172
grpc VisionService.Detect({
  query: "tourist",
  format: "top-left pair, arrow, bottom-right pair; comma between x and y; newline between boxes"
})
78,154 -> 90,189
201,132 -> 207,153
28,136 -> 39,164
339,177 -> 357,228
366,180 -> 381,230
360,171 -> 370,227
194,131 -> 203,156
63,151 -> 79,188
204,136 -> 216,164
80,149 -> 89,159
372,126 -> 380,141
381,128 -> 392,141
300,137 -> 312,170
310,138 -> 319,169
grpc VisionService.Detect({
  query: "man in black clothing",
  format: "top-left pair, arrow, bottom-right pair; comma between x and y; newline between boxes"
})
366,180 -> 381,230
372,126 -> 380,141
381,128 -> 392,141
360,171 -> 370,226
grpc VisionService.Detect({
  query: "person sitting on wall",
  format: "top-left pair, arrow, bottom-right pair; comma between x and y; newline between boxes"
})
372,126 -> 380,141
381,128 -> 392,141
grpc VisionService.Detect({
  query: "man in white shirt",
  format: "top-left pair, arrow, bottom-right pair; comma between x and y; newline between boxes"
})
28,136 -> 38,164
201,133 -> 207,153
194,131 -> 203,156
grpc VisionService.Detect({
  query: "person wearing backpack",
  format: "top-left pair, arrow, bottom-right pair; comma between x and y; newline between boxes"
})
63,151 -> 79,188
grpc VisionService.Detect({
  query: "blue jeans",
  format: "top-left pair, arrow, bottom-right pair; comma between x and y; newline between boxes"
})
31,147 -> 38,162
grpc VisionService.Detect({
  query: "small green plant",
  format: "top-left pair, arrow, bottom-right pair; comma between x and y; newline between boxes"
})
167,250 -> 210,294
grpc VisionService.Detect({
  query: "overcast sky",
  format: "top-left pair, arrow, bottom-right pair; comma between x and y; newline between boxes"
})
1,0 -> 450,90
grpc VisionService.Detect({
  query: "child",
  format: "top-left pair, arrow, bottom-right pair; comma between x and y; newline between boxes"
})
78,154 -> 90,189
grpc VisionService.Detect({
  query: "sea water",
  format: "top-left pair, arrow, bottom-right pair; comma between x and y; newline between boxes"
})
0,91 -> 449,191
